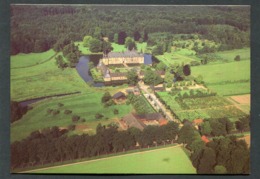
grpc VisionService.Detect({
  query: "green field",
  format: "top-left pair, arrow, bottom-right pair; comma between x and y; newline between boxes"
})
191,60 -> 250,96
11,90 -> 132,142
214,48 -> 250,62
31,146 -> 196,174
192,60 -> 250,84
208,82 -> 250,96
112,42 -> 147,53
156,50 -> 199,66
11,49 -> 56,68
11,52 -> 87,101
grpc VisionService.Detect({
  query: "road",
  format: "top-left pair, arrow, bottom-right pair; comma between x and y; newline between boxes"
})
138,82 -> 181,124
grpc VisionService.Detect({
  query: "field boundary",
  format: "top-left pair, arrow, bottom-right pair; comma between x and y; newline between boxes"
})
20,144 -> 182,173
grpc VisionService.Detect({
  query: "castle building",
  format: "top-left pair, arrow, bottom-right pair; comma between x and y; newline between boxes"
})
101,50 -> 144,65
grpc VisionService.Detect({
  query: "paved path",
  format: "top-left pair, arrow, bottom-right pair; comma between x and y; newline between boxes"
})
22,144 -> 182,173
138,82 -> 181,124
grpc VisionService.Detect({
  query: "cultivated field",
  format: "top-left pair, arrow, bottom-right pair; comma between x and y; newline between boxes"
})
227,94 -> 250,114
29,146 -> 196,174
11,91 -> 132,142
11,49 -> 56,69
157,91 -> 246,121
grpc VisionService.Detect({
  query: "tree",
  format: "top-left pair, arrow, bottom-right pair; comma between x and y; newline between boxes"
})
125,37 -> 136,50
89,38 -> 102,53
155,62 -> 166,71
210,118 -> 227,136
152,44 -> 164,55
235,115 -> 250,133
133,31 -> 141,41
83,35 -> 93,47
126,69 -> 138,85
143,70 -> 163,86
93,27 -> 102,39
101,92 -> 112,103
143,31 -> 148,42
234,55 -> 241,61
102,41 -> 113,52
183,64 -> 191,76
118,31 -> 127,45
195,75 -> 203,84
113,33 -> 118,43
197,147 -> 216,174
214,165 -> 227,174
200,121 -> 212,136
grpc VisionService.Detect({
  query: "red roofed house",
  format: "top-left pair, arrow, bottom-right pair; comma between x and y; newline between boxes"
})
201,135 -> 210,143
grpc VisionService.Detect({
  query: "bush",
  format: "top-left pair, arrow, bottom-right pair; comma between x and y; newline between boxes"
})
114,109 -> 119,115
234,55 -> 241,61
68,124 -> 76,131
95,113 -> 104,119
64,109 -> 72,115
81,118 -> 86,122
57,103 -> 64,107
72,115 -> 80,122
52,110 -> 60,116
47,108 -> 53,114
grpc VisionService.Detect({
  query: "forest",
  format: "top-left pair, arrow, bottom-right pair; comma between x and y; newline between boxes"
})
11,5 -> 250,55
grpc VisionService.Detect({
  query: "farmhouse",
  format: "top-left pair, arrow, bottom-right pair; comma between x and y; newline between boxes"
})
113,91 -> 126,101
136,113 -> 165,126
122,113 -> 146,130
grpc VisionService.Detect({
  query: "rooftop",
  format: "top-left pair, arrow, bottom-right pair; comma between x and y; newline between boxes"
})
105,50 -> 143,58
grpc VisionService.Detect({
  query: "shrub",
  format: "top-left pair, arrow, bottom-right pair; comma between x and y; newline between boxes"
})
64,109 -> 72,115
68,124 -> 76,131
57,103 -> 64,107
52,110 -> 60,116
81,118 -> 86,122
95,113 -> 104,119
234,55 -> 241,61
72,115 -> 80,122
114,109 -> 119,115
47,108 -> 53,114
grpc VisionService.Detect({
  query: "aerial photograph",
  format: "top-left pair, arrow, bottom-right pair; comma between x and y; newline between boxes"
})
10,4 -> 250,174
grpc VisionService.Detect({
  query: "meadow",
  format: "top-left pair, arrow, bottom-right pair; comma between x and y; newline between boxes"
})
11,90 -> 132,142
11,49 -> 56,68
112,42 -> 147,53
214,48 -> 250,62
30,146 -> 196,174
156,49 -> 199,66
11,52 -> 88,101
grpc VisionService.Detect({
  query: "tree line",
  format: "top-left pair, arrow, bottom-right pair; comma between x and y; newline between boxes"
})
11,5 -> 249,55
11,121 -> 179,170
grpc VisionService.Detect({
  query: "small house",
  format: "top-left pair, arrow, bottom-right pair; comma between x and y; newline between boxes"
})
122,113 -> 146,131
113,91 -> 126,101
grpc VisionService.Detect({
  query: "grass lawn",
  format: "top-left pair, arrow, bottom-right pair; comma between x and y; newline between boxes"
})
11,90 -> 132,142
11,49 -> 56,68
11,52 -> 88,101
192,60 -> 250,84
208,82 -> 250,96
156,50 -> 199,66
214,48 -> 250,62
31,146 -> 196,174
74,42 -> 102,55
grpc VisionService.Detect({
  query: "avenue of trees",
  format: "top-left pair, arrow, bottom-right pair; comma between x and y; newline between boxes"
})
11,121 -> 179,170
11,5 -> 249,55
